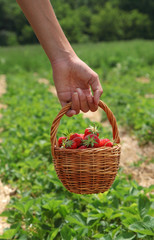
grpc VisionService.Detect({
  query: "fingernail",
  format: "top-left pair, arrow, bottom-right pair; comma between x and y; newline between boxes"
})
76,88 -> 82,95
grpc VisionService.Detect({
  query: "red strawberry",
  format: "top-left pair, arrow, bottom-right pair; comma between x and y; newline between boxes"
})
78,145 -> 87,149
84,125 -> 99,137
106,141 -> 113,147
73,137 -> 83,147
65,140 -> 77,149
99,138 -> 113,147
79,134 -> 84,139
58,137 -> 67,147
69,133 -> 81,140
83,134 -> 100,148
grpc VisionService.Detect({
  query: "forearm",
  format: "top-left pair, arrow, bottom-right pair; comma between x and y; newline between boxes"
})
16,0 -> 76,64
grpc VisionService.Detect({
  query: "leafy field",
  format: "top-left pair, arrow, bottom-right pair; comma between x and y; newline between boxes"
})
0,40 -> 154,239
0,40 -> 154,144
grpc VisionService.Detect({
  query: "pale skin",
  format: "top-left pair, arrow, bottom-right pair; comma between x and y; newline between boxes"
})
16,0 -> 103,117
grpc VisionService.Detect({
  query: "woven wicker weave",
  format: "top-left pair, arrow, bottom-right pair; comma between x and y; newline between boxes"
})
50,100 -> 121,194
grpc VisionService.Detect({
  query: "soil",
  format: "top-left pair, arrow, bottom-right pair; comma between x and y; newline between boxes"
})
0,182 -> 14,235
0,74 -> 12,234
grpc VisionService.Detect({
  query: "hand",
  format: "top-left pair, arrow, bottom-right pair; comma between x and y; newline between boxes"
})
51,55 -> 103,117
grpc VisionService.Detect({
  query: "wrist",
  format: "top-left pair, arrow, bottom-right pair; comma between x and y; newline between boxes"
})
50,46 -> 77,66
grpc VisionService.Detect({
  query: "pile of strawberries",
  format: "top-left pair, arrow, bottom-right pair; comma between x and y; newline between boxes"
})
58,125 -> 113,149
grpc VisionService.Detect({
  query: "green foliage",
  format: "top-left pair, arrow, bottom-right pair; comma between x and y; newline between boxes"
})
0,40 -> 154,144
20,25 -> 38,44
0,41 -> 154,239
0,0 -> 154,45
121,10 -> 151,39
90,3 -> 124,41
0,30 -> 18,46
90,3 -> 151,41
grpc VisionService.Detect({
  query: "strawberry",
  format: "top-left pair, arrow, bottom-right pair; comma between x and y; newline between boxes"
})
83,134 -> 100,148
65,140 -> 77,149
84,125 -> 99,137
69,133 -> 81,140
58,136 -> 67,147
79,134 -> 84,139
99,138 -> 113,147
73,137 -> 83,147
106,141 -> 113,147
78,145 -> 87,149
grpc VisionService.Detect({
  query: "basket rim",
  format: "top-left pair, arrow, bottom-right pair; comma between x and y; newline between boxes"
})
53,143 -> 121,153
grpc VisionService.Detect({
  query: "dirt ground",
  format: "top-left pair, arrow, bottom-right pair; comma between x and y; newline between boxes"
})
0,75 -> 11,234
0,76 -> 153,235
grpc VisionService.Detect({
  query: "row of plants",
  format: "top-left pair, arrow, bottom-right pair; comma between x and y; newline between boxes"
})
1,41 -> 153,145
0,70 -> 154,239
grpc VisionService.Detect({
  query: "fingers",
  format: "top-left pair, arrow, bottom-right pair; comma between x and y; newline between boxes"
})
66,109 -> 76,117
65,88 -> 99,117
76,88 -> 89,113
72,92 -> 80,115
76,88 -> 98,113
62,92 -> 80,117
86,95 -> 98,112
89,72 -> 103,105
59,70 -> 103,117
93,89 -> 103,106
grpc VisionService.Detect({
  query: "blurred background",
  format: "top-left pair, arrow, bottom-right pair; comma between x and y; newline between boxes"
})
0,1 -> 154,239
0,0 -> 154,46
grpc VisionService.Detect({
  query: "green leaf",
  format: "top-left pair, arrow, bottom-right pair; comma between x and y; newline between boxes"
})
66,215 -> 85,227
60,225 -> 72,240
18,234 -> 28,240
49,228 -> 59,240
129,218 -> 154,236
9,203 -> 25,215
24,199 -> 34,214
122,216 -> 139,228
59,205 -> 69,218
115,231 -> 136,240
101,235 -> 112,240
77,227 -> 89,237
112,178 -> 120,189
92,233 -> 105,238
87,213 -> 103,224
138,194 -> 151,218
110,212 -> 122,220
0,229 -> 18,239
104,208 -> 114,219
42,200 -> 62,211
145,184 -> 154,194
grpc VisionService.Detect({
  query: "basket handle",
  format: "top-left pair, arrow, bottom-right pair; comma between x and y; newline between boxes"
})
50,100 -> 120,157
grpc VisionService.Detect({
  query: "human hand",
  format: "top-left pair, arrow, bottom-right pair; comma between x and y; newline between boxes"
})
16,0 -> 103,117
52,55 -> 103,117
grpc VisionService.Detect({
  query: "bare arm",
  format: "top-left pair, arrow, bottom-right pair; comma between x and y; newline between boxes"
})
16,0 -> 75,62
16,0 -> 103,116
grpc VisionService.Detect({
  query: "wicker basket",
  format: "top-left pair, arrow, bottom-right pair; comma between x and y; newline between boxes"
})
50,100 -> 121,194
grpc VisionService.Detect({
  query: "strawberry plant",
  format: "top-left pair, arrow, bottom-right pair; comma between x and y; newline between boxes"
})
0,40 -> 154,239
